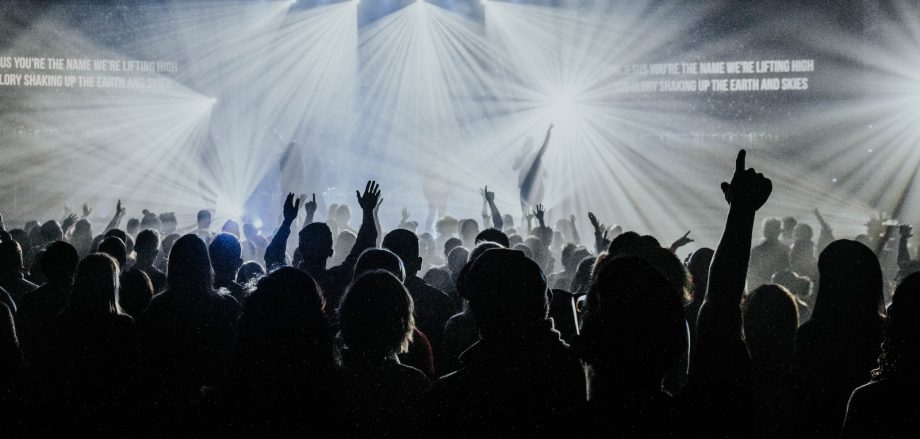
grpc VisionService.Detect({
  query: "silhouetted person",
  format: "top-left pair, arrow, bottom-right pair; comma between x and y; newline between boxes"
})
0,239 -> 37,304
138,234 -> 241,431
119,268 -> 153,320
98,235 -> 127,268
45,253 -> 137,434
15,241 -> 78,366
205,267 -> 343,436
70,219 -> 94,258
419,248 -> 585,436
441,241 -> 501,374
743,284 -> 802,437
790,223 -> 817,278
194,209 -> 214,243
353,248 -> 436,378
209,232 -> 245,304
748,218 -> 790,289
796,239 -> 886,437
339,271 -> 429,437
843,272 -> 920,438
574,256 -> 688,436
134,229 -> 166,293
265,184 -> 380,317
685,150 -> 771,437
383,229 -> 455,370
569,255 -> 597,295
474,227 -> 509,248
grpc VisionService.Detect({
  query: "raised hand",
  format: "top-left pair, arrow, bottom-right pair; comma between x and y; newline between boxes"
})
82,203 -> 93,218
481,186 -> 495,203
900,224 -> 913,239
588,212 -> 601,230
282,192 -> 301,222
813,208 -> 830,229
0,210 -> 5,231
116,199 -> 127,217
64,205 -> 73,218
719,150 -> 772,212
670,230 -> 694,252
401,207 -> 410,223
547,123 -> 554,134
304,193 -> 318,217
374,197 -> 384,214
356,181 -> 382,211
532,204 -> 545,223
62,213 -> 78,232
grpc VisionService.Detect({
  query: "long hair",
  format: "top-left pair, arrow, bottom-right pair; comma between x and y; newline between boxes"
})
873,272 -> 920,381
69,253 -> 121,317
167,234 -> 213,295
811,240 -> 885,326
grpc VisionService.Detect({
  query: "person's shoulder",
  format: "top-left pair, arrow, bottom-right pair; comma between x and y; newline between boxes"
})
849,380 -> 890,404
388,362 -> 430,391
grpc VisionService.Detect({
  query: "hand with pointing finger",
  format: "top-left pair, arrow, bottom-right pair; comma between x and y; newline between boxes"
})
720,150 -> 772,212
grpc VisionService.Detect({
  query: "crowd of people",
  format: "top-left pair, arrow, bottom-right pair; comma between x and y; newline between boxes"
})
0,149 -> 918,437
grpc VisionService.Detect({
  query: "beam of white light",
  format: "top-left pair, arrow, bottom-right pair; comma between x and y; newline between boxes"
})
480,1 -> 733,242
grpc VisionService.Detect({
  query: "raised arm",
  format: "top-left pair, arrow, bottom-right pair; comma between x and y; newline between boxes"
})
482,186 -> 503,230
340,181 -> 381,269
304,193 -> 317,225
533,204 -> 546,229
519,124 -> 553,202
588,212 -> 609,254
568,214 -> 581,245
814,208 -> 834,253
264,193 -> 300,270
104,199 -> 127,233
669,231 -> 694,254
0,211 -> 10,242
697,150 -> 772,343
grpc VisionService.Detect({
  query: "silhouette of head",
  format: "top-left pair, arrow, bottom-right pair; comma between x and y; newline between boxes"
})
502,214 -> 514,229
70,253 -> 121,317
141,213 -> 163,233
475,228 -> 509,248
354,248 -> 406,282
209,232 -> 243,278
197,209 -> 212,230
444,237 -> 462,259
41,241 -> 79,283
334,204 -> 351,227
126,218 -> 140,236
333,230 -> 356,261
339,270 -> 415,358
874,272 -> 920,380
119,267 -> 153,319
581,256 -> 687,387
40,220 -> 63,243
771,269 -> 810,298
508,234 -> 523,248
0,240 -> 25,275
570,256 -> 597,294
222,219 -> 241,238
456,242 -> 503,299
782,216 -> 797,234
167,234 -> 213,294
28,226 -> 46,248
743,285 -> 798,364
447,246 -> 469,277
812,240 -> 884,326
104,228 -> 128,245
134,229 -> 160,263
98,236 -> 127,268
423,266 -> 451,292
298,222 -> 334,263
237,261 -> 265,289
793,223 -> 813,241
237,267 -> 333,372
243,223 -> 259,241
460,219 -> 480,247
762,218 -> 782,241
382,229 -> 422,277
464,248 -> 549,341
687,248 -> 715,304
